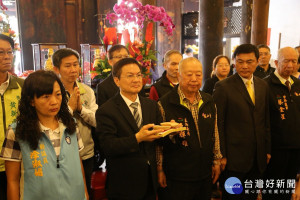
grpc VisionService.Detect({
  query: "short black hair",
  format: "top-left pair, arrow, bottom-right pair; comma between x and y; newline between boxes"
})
108,44 -> 129,60
0,34 -> 14,49
52,48 -> 80,68
185,47 -> 193,54
233,44 -> 259,60
257,44 -> 270,52
112,57 -> 142,78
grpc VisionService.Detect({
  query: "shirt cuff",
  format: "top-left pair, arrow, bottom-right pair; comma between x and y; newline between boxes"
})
68,105 -> 74,115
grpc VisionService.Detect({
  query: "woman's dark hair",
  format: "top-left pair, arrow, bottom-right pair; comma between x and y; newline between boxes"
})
15,70 -> 76,150
112,57 -> 142,78
211,55 -> 230,77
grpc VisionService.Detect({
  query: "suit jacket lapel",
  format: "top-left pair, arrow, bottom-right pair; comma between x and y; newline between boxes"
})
253,76 -> 263,105
233,74 -> 254,106
114,93 -> 139,132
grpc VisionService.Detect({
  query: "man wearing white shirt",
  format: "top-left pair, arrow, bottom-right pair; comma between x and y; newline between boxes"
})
96,58 -> 163,200
213,44 -> 271,200
53,48 -> 98,197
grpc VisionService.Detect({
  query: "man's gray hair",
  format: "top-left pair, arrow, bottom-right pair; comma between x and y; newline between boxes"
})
178,57 -> 202,74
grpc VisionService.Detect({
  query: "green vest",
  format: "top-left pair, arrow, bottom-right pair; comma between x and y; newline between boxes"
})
14,124 -> 85,200
0,75 -> 23,172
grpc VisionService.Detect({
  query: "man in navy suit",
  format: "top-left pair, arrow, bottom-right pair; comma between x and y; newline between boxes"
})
96,58 -> 162,200
213,44 -> 271,200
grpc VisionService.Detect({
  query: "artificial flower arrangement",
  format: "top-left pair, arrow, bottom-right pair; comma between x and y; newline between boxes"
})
90,28 -> 119,81
106,0 -> 175,36
90,48 -> 111,80
0,9 -> 17,45
91,0 -> 175,84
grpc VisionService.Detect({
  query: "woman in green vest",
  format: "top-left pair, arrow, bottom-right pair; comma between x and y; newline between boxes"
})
0,70 -> 87,200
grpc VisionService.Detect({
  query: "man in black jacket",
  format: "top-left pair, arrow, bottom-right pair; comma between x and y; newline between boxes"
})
253,44 -> 275,79
96,44 -> 129,106
157,57 -> 222,200
149,50 -> 182,101
263,47 -> 300,200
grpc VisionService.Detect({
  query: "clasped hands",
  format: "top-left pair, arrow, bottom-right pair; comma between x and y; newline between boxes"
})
68,87 -> 82,113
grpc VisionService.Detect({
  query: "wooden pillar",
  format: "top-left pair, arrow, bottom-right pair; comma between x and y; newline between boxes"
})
251,0 -> 270,45
156,0 -> 181,78
240,0 -> 253,44
16,0 -> 67,70
65,0 -> 80,50
199,0 -> 223,82
81,0 -> 98,44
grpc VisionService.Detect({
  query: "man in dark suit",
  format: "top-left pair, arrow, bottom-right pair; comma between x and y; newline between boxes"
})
213,44 -> 271,200
96,44 -> 129,106
96,58 -> 163,200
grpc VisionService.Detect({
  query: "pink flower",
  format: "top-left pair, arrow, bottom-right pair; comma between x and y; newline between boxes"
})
106,0 -> 175,35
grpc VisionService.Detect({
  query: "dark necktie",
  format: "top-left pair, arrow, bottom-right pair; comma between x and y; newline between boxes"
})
130,102 -> 141,128
285,80 -> 291,91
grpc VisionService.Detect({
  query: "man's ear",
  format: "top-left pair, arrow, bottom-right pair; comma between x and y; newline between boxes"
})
163,62 -> 167,70
53,66 -> 60,75
274,60 -> 279,69
113,77 -> 120,87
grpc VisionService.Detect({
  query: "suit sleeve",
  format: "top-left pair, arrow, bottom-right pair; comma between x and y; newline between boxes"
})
96,83 -> 108,107
96,106 -> 140,157
212,82 -> 227,157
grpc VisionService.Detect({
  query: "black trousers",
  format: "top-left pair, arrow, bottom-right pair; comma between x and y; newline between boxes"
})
263,149 -> 300,200
0,171 -> 7,200
109,167 -> 156,200
158,176 -> 212,200
82,156 -> 95,198
221,164 -> 262,200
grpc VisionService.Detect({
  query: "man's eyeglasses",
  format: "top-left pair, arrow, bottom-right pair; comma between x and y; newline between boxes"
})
122,73 -> 143,80
111,55 -> 129,59
0,50 -> 14,57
